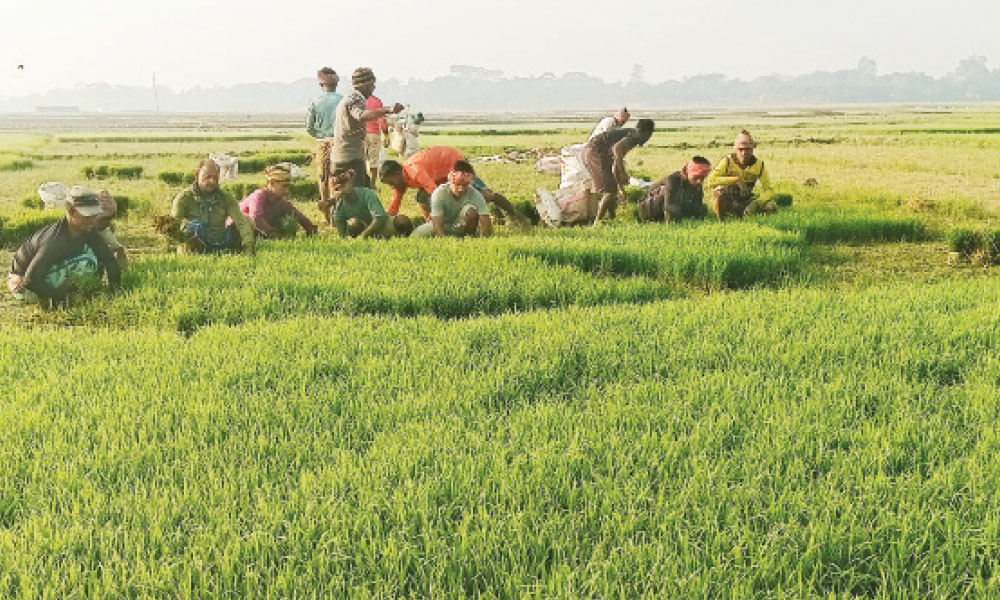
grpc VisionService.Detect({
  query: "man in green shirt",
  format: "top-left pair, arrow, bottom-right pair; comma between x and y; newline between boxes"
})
412,160 -> 493,238
330,168 -> 412,239
171,159 -> 255,254
307,67 -> 343,206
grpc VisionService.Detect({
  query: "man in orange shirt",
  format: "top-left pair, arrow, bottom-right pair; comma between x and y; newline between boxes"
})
379,146 -> 529,226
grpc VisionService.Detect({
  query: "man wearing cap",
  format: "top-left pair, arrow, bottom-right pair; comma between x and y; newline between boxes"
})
583,118 -> 656,226
411,160 -> 493,238
379,146 -> 530,226
7,186 -> 122,308
329,168 -> 411,239
171,159 -> 255,254
307,67 -> 342,206
704,130 -> 776,220
638,157 -> 712,223
240,165 -> 318,238
588,107 -> 630,142
330,67 -> 404,188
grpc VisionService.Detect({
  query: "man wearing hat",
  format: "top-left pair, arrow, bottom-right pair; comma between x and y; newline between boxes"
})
638,157 -> 712,223
171,159 -> 255,254
330,67 -> 404,188
307,67 -> 342,206
7,186 -> 122,307
704,130 -> 776,220
239,165 -> 318,238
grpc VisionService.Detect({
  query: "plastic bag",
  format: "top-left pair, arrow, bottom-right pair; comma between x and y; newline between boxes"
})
535,156 -> 561,174
559,143 -> 588,189
210,153 -> 239,182
534,183 -> 593,227
37,182 -> 67,210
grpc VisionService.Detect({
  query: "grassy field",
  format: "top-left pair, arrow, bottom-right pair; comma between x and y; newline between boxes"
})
2,107 -> 1000,598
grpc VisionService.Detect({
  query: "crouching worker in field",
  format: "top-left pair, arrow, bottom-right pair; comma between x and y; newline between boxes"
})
330,168 -> 412,239
411,161 -> 493,238
638,157 -> 712,223
583,118 -> 655,226
704,130 -> 775,220
379,146 -> 529,227
240,165 -> 318,238
7,186 -> 122,308
171,159 -> 255,254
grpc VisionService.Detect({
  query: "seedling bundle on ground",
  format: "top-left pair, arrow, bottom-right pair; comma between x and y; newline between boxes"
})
2,108 -> 1000,598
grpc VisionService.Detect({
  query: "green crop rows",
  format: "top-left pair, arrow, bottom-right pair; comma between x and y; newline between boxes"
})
2,108 -> 1000,598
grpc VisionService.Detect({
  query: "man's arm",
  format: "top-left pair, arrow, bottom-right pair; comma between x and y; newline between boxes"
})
360,102 -> 404,123
703,157 -> 740,190
289,204 -> 317,235
224,195 -> 256,252
611,139 -> 636,184
333,205 -> 349,238
478,215 -> 493,237
756,162 -> 774,202
360,192 -> 389,239
431,216 -> 447,237
306,102 -> 319,138
88,231 -> 121,290
170,191 -> 188,220
22,241 -> 64,302
386,188 -> 405,216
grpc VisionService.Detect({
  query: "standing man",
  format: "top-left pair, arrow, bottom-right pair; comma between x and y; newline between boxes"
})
330,67 -> 404,188
588,107 -> 630,142
379,145 -> 530,226
171,159 -> 255,254
364,93 -> 390,188
7,186 -> 122,308
411,160 -> 493,238
704,130 -> 776,220
307,67 -> 342,206
638,157 -> 712,223
582,118 -> 655,226
240,165 -> 318,238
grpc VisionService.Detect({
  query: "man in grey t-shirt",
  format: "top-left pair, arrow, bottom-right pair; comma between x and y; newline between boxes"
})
330,67 -> 404,188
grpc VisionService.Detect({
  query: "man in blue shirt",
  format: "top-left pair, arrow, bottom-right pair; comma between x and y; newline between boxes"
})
307,67 -> 343,206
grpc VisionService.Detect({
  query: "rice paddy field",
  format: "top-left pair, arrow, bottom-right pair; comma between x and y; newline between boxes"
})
2,106 -> 1000,598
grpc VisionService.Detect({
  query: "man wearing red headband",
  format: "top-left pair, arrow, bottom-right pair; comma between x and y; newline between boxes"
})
638,157 -> 712,224
411,160 -> 493,238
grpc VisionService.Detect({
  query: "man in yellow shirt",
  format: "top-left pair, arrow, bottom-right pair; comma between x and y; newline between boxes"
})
704,130 -> 775,220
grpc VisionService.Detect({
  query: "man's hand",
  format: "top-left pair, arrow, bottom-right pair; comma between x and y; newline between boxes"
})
391,103 -> 405,114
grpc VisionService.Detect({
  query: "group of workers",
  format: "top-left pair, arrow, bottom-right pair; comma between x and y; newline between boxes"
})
7,65 -> 777,308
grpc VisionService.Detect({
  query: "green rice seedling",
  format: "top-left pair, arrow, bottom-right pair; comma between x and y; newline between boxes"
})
158,171 -> 195,185
273,215 -> 300,238
289,181 -> 316,201
946,228 -> 979,255
4,279 -> 1000,598
982,229 -> 1000,260
0,158 -> 33,171
759,207 -> 927,244
774,192 -> 793,207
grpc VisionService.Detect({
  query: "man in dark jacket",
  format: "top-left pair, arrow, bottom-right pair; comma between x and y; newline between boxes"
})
7,186 -> 122,308
638,157 -> 712,223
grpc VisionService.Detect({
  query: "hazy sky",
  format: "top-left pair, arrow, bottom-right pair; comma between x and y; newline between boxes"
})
3,0 -> 1000,97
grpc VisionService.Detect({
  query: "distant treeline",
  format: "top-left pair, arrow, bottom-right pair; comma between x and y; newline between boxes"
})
7,57 -> 1000,113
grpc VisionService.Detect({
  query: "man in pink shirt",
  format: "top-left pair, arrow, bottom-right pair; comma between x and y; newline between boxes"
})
239,165 -> 318,237
364,95 -> 390,189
